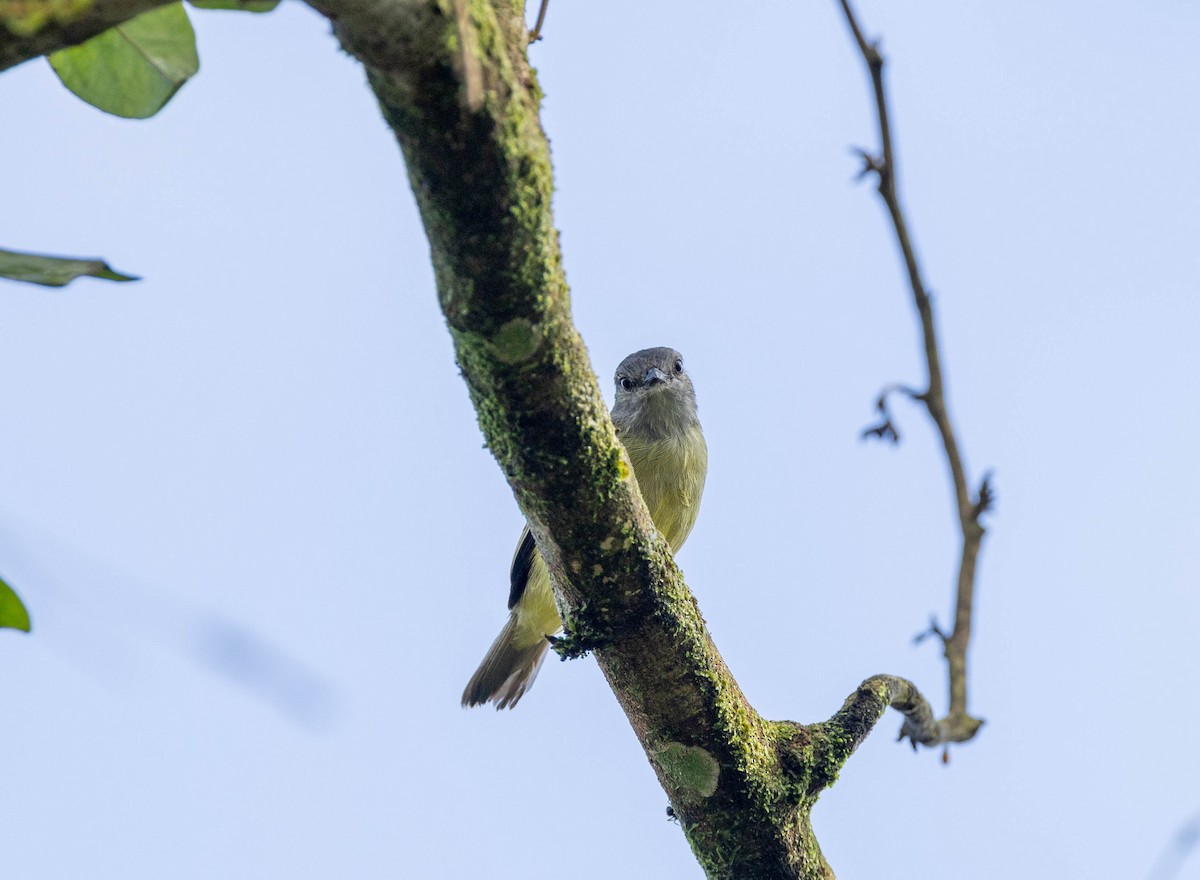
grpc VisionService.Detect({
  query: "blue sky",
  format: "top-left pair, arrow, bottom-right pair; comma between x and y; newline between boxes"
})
2,2 -> 1198,877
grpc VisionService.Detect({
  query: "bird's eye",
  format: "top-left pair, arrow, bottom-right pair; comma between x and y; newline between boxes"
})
619,376 -> 633,391
674,357 -> 684,373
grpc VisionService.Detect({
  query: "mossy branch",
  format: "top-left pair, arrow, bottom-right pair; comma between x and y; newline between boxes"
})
4,1 -> 957,874
822,675 -> 942,759
299,1 -> 953,875
297,3 -> 954,876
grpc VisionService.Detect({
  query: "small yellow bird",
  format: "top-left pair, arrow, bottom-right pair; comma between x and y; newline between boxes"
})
462,347 -> 708,708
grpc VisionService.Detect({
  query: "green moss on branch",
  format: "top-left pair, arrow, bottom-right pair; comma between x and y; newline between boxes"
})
310,2 -> 940,876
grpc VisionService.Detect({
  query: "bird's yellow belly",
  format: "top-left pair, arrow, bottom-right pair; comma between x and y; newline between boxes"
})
625,424 -> 708,552
513,423 -> 707,638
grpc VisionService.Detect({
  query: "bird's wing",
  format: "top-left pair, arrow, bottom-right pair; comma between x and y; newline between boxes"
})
507,526 -> 537,609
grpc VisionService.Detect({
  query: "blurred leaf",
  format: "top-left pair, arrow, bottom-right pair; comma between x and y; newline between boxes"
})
48,3 -> 198,119
0,246 -> 139,287
187,0 -> 278,12
0,0 -> 92,37
0,576 -> 31,633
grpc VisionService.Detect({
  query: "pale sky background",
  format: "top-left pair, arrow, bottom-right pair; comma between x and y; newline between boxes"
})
2,2 -> 1199,878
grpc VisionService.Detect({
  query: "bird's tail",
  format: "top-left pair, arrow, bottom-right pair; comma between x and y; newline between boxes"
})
461,613 -> 550,709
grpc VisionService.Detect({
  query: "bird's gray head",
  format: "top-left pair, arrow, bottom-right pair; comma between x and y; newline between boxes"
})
611,347 -> 699,440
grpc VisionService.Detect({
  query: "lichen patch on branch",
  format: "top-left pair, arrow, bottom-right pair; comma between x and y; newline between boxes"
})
655,742 -> 721,801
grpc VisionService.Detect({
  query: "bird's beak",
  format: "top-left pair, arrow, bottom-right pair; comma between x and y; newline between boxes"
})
643,366 -> 668,386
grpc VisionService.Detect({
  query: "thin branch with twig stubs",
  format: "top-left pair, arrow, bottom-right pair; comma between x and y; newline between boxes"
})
837,0 -> 989,746
527,0 -> 549,43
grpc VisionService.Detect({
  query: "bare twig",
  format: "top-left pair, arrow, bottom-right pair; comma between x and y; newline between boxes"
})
911,614 -> 948,646
837,0 -> 989,745
527,0 -> 549,43
861,382 -> 922,444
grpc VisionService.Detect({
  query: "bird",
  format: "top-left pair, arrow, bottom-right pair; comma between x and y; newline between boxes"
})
462,347 -> 708,708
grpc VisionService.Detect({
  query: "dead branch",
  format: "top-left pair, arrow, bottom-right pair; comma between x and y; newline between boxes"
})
838,0 -> 989,745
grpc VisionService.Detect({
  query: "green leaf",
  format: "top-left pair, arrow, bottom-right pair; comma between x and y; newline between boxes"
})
187,0 -> 279,12
48,3 -> 198,119
0,575 -> 31,633
0,246 -> 139,287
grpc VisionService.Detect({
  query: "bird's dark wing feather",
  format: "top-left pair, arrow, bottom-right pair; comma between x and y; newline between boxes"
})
507,526 -> 537,609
